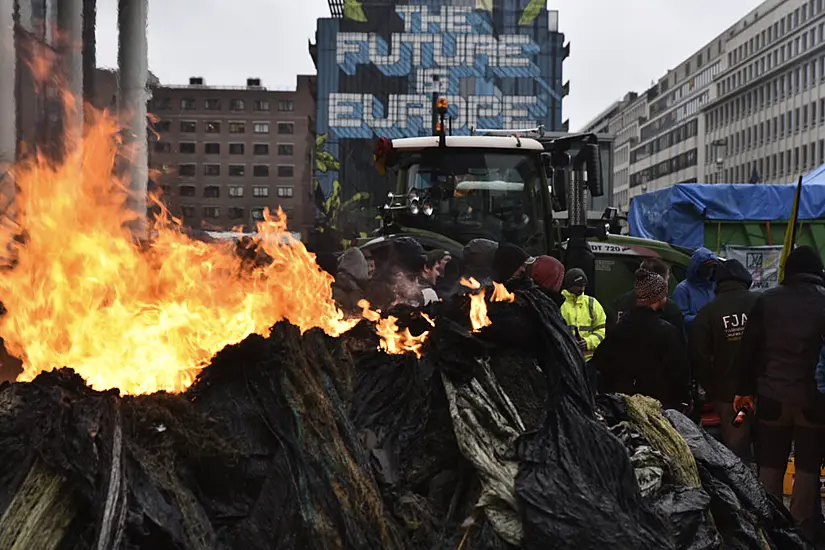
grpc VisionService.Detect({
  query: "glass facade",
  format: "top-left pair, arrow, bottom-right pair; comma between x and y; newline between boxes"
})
311,0 -> 567,234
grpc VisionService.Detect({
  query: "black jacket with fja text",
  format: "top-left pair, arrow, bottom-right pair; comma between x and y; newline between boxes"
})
609,290 -> 686,341
691,279 -> 760,403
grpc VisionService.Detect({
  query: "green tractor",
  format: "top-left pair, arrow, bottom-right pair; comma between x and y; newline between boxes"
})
360,98 -> 692,305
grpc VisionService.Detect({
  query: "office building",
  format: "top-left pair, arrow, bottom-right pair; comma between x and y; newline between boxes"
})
704,0 -> 825,185
310,0 -> 569,234
585,0 -> 825,212
148,76 -> 316,237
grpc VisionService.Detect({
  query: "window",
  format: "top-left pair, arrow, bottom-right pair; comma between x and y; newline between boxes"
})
251,207 -> 265,221
277,122 -> 294,134
254,100 -> 270,111
178,164 -> 196,177
204,99 -> 221,111
277,144 -> 293,156
179,185 -> 196,197
204,164 -> 221,176
277,165 -> 294,178
277,186 -> 294,198
205,121 -> 221,133
181,98 -> 196,110
229,186 -> 244,197
228,207 -> 245,220
230,99 -> 245,111
155,120 -> 171,132
154,141 -> 171,153
278,99 -> 294,112
229,165 -> 245,177
253,186 -> 269,197
179,120 -> 196,133
253,122 -> 270,134
204,143 -> 221,155
152,97 -> 172,111
229,121 -> 246,134
204,185 -> 220,198
179,142 -> 196,154
203,207 -> 221,219
229,143 -> 245,155
253,165 -> 270,177
254,143 -> 270,155
180,206 -> 196,219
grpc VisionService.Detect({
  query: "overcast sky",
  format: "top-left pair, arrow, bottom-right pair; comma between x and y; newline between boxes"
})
95,0 -> 765,130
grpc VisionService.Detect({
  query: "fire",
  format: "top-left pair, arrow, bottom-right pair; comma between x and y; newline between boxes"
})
0,108 -> 365,394
460,278 -> 491,332
358,300 -> 431,357
491,282 -> 515,303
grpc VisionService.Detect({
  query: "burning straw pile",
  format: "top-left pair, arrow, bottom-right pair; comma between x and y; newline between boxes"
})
0,280 -> 810,549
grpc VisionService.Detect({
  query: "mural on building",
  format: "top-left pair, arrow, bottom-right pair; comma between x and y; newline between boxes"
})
313,0 -> 565,240
330,5 -> 557,138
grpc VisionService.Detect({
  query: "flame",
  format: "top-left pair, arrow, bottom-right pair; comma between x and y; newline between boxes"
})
491,282 -> 515,303
0,107 -> 383,394
460,278 -> 491,332
358,300 -> 430,358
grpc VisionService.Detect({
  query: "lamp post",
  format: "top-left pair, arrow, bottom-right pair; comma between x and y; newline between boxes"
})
710,138 -> 728,183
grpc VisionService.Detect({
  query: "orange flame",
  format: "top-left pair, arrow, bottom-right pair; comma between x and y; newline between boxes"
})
358,300 -> 431,357
491,282 -> 515,303
0,108 -> 381,394
460,278 -> 491,332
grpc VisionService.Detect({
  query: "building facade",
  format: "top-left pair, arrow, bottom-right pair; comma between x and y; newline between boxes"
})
147,76 -> 316,237
704,0 -> 825,185
310,0 -> 569,235
585,0 -> 825,212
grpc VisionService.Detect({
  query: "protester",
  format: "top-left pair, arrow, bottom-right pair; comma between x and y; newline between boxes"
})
560,268 -> 606,362
331,247 -> 370,314
420,249 -> 449,305
610,258 -> 684,338
365,237 -> 426,309
530,255 -> 566,306
734,245 -> 825,542
672,247 -> 719,332
491,243 -> 535,284
462,239 -> 499,286
691,258 -> 758,459
592,268 -> 692,410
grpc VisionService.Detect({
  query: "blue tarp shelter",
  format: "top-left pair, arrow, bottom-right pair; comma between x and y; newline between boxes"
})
628,175 -> 825,249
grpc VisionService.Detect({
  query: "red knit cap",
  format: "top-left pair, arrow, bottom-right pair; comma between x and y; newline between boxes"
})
531,256 -> 565,292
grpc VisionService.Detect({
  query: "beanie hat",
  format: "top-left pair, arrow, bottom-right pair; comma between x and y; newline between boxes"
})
634,268 -> 668,306
563,268 -> 588,290
463,239 -> 499,276
715,258 -> 752,288
532,256 -> 565,292
785,245 -> 824,278
392,237 -> 426,273
493,243 -> 531,282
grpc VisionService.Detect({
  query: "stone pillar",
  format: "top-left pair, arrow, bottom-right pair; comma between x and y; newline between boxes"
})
117,0 -> 148,237
57,0 -> 84,147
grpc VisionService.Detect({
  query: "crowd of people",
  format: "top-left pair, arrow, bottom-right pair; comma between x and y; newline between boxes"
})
327,237 -> 825,544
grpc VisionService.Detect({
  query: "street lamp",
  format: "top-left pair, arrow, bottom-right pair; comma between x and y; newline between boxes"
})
710,138 -> 728,183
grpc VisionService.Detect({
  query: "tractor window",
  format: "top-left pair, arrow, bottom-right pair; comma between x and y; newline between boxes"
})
399,149 -> 543,247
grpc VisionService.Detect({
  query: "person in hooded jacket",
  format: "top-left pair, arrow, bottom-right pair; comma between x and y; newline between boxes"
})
592,268 -> 692,411
672,247 -> 719,333
691,258 -> 758,459
734,245 -> 825,542
331,247 -> 370,314
492,243 -> 534,284
462,239 -> 499,286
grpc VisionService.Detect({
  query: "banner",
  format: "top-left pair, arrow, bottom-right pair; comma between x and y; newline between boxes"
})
722,245 -> 783,290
